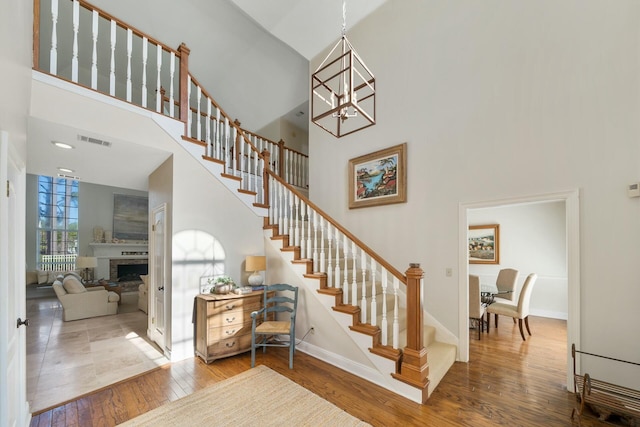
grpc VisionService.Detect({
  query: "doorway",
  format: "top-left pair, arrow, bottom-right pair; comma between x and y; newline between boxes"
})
150,203 -> 168,353
458,190 -> 580,389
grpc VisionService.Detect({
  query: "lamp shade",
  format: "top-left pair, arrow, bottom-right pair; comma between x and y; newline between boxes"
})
76,256 -> 98,268
245,256 -> 266,272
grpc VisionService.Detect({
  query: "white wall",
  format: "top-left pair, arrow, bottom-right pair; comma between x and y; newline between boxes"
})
257,118 -> 309,156
309,0 -> 640,388
469,201 -> 567,319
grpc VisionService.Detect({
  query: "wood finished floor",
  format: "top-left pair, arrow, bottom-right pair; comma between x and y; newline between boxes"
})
30,316 -> 620,426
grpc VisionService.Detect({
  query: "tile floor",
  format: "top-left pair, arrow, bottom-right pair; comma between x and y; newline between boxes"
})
26,292 -> 169,413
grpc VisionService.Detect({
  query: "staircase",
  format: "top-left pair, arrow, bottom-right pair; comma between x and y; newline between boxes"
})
32,0 -> 456,404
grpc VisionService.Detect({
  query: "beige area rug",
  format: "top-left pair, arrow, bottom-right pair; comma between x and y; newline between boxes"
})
119,365 -> 370,426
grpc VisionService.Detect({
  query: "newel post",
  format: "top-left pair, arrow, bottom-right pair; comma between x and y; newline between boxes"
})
391,263 -> 430,403
178,43 -> 190,131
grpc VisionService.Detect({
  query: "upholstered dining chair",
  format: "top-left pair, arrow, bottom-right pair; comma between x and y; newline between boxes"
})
486,273 -> 537,340
468,275 -> 486,340
495,268 -> 519,303
251,283 -> 299,369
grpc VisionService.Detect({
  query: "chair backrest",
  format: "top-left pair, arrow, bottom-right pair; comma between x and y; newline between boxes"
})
260,283 -> 298,324
468,275 -> 482,318
516,273 -> 537,317
496,268 -> 519,301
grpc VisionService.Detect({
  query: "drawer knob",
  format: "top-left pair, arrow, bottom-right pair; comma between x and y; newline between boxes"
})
225,304 -> 235,310
225,317 -> 236,323
225,329 -> 236,335
225,341 -> 236,348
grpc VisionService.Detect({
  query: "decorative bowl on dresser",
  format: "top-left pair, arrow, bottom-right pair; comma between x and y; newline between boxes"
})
195,291 -> 273,363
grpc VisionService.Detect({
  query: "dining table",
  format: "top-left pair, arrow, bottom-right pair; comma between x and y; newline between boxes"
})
480,284 -> 513,306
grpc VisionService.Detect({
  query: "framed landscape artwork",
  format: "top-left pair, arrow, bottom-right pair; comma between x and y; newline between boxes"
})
348,143 -> 407,209
468,224 -> 500,264
113,194 -> 149,241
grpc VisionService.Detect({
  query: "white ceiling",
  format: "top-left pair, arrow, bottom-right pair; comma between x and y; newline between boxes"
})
229,0 -> 388,60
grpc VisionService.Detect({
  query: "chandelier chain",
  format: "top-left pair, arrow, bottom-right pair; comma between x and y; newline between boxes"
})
342,0 -> 347,36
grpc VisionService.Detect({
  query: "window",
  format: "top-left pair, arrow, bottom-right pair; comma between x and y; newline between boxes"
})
37,176 -> 79,271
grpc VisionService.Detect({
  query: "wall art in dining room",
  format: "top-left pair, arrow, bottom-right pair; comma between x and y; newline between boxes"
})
468,224 -> 500,264
348,143 -> 407,209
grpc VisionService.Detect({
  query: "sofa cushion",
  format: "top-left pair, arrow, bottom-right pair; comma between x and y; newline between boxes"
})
26,270 -> 38,285
63,275 -> 87,294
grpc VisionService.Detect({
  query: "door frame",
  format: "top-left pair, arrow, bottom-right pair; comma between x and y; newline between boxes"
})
458,189 -> 580,389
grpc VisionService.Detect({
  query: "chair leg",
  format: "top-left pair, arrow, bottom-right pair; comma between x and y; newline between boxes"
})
518,318 -> 526,340
524,316 -> 532,336
494,313 -> 499,328
512,317 -> 517,324
251,334 -> 256,368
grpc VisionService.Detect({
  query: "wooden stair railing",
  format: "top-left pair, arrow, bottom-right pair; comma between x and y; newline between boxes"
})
265,170 -> 429,401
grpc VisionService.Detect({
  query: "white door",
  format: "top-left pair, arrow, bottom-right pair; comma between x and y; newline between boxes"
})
0,132 -> 29,426
150,204 -> 167,351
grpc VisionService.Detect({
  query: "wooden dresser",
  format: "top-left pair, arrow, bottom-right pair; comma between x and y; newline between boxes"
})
195,291 -> 267,363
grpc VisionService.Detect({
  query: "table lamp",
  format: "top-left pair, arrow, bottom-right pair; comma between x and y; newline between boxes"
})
76,256 -> 98,282
245,255 -> 266,286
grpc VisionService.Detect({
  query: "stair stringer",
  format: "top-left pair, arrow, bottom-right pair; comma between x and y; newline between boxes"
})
153,120 -> 268,217
266,229 -> 429,404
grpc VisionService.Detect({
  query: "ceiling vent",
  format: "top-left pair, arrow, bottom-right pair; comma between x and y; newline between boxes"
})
57,173 -> 81,180
77,134 -> 112,148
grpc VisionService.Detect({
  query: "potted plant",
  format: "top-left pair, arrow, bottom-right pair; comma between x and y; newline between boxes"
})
208,276 -> 236,294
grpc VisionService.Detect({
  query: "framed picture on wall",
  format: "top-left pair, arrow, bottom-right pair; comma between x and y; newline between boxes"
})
348,143 -> 407,209
113,194 -> 149,241
468,224 -> 500,264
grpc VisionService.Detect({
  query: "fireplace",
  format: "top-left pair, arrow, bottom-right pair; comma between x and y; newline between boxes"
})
109,258 -> 148,283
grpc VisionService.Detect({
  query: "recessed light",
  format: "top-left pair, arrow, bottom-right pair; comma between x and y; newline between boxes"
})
57,167 -> 75,173
52,141 -> 75,150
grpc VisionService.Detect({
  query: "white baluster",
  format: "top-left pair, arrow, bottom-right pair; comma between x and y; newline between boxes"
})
240,135 -> 246,184
294,195 -> 300,247
393,277 -> 400,349
126,29 -> 132,101
253,148 -> 259,193
351,242 -> 357,307
186,77 -> 192,137
326,223 -> 333,287
109,20 -> 116,96
360,249 -> 367,324
169,52 -> 175,117
206,99 -> 212,156
381,271 -> 388,346
312,211 -> 319,272
196,86 -> 202,141
342,235 -> 349,304
294,153 -> 300,187
299,202 -> 307,257
370,259 -> 377,327
319,216 -> 326,274
141,37 -> 148,107
287,188 -> 293,240
224,117 -> 230,169
215,109 -> 221,159
71,0 -> 79,82
306,206 -> 313,259
50,0 -> 58,75
156,44 -> 162,113
277,183 -> 284,236
334,226 -> 341,292
91,11 -> 99,90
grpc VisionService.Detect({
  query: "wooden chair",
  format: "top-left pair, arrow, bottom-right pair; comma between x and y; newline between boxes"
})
251,283 -> 298,369
486,273 -> 537,340
469,275 -> 486,339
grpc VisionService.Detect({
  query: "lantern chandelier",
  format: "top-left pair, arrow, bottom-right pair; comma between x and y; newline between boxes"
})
311,0 -> 376,138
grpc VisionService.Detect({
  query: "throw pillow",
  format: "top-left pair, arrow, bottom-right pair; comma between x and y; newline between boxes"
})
37,270 -> 49,284
140,274 -> 149,286
64,271 -> 83,282
62,275 -> 87,294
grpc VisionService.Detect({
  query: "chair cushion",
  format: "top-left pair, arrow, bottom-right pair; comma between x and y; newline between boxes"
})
255,321 -> 291,334
37,270 -> 49,284
486,301 -> 517,317
62,275 -> 87,294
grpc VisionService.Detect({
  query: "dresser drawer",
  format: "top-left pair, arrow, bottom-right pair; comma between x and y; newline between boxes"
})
208,321 -> 252,341
206,297 -> 262,316
206,334 -> 253,358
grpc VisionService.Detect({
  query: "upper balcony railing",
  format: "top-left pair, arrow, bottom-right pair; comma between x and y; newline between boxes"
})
33,0 -> 308,189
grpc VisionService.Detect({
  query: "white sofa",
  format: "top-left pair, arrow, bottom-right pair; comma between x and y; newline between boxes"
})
138,274 -> 149,314
52,275 -> 119,321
